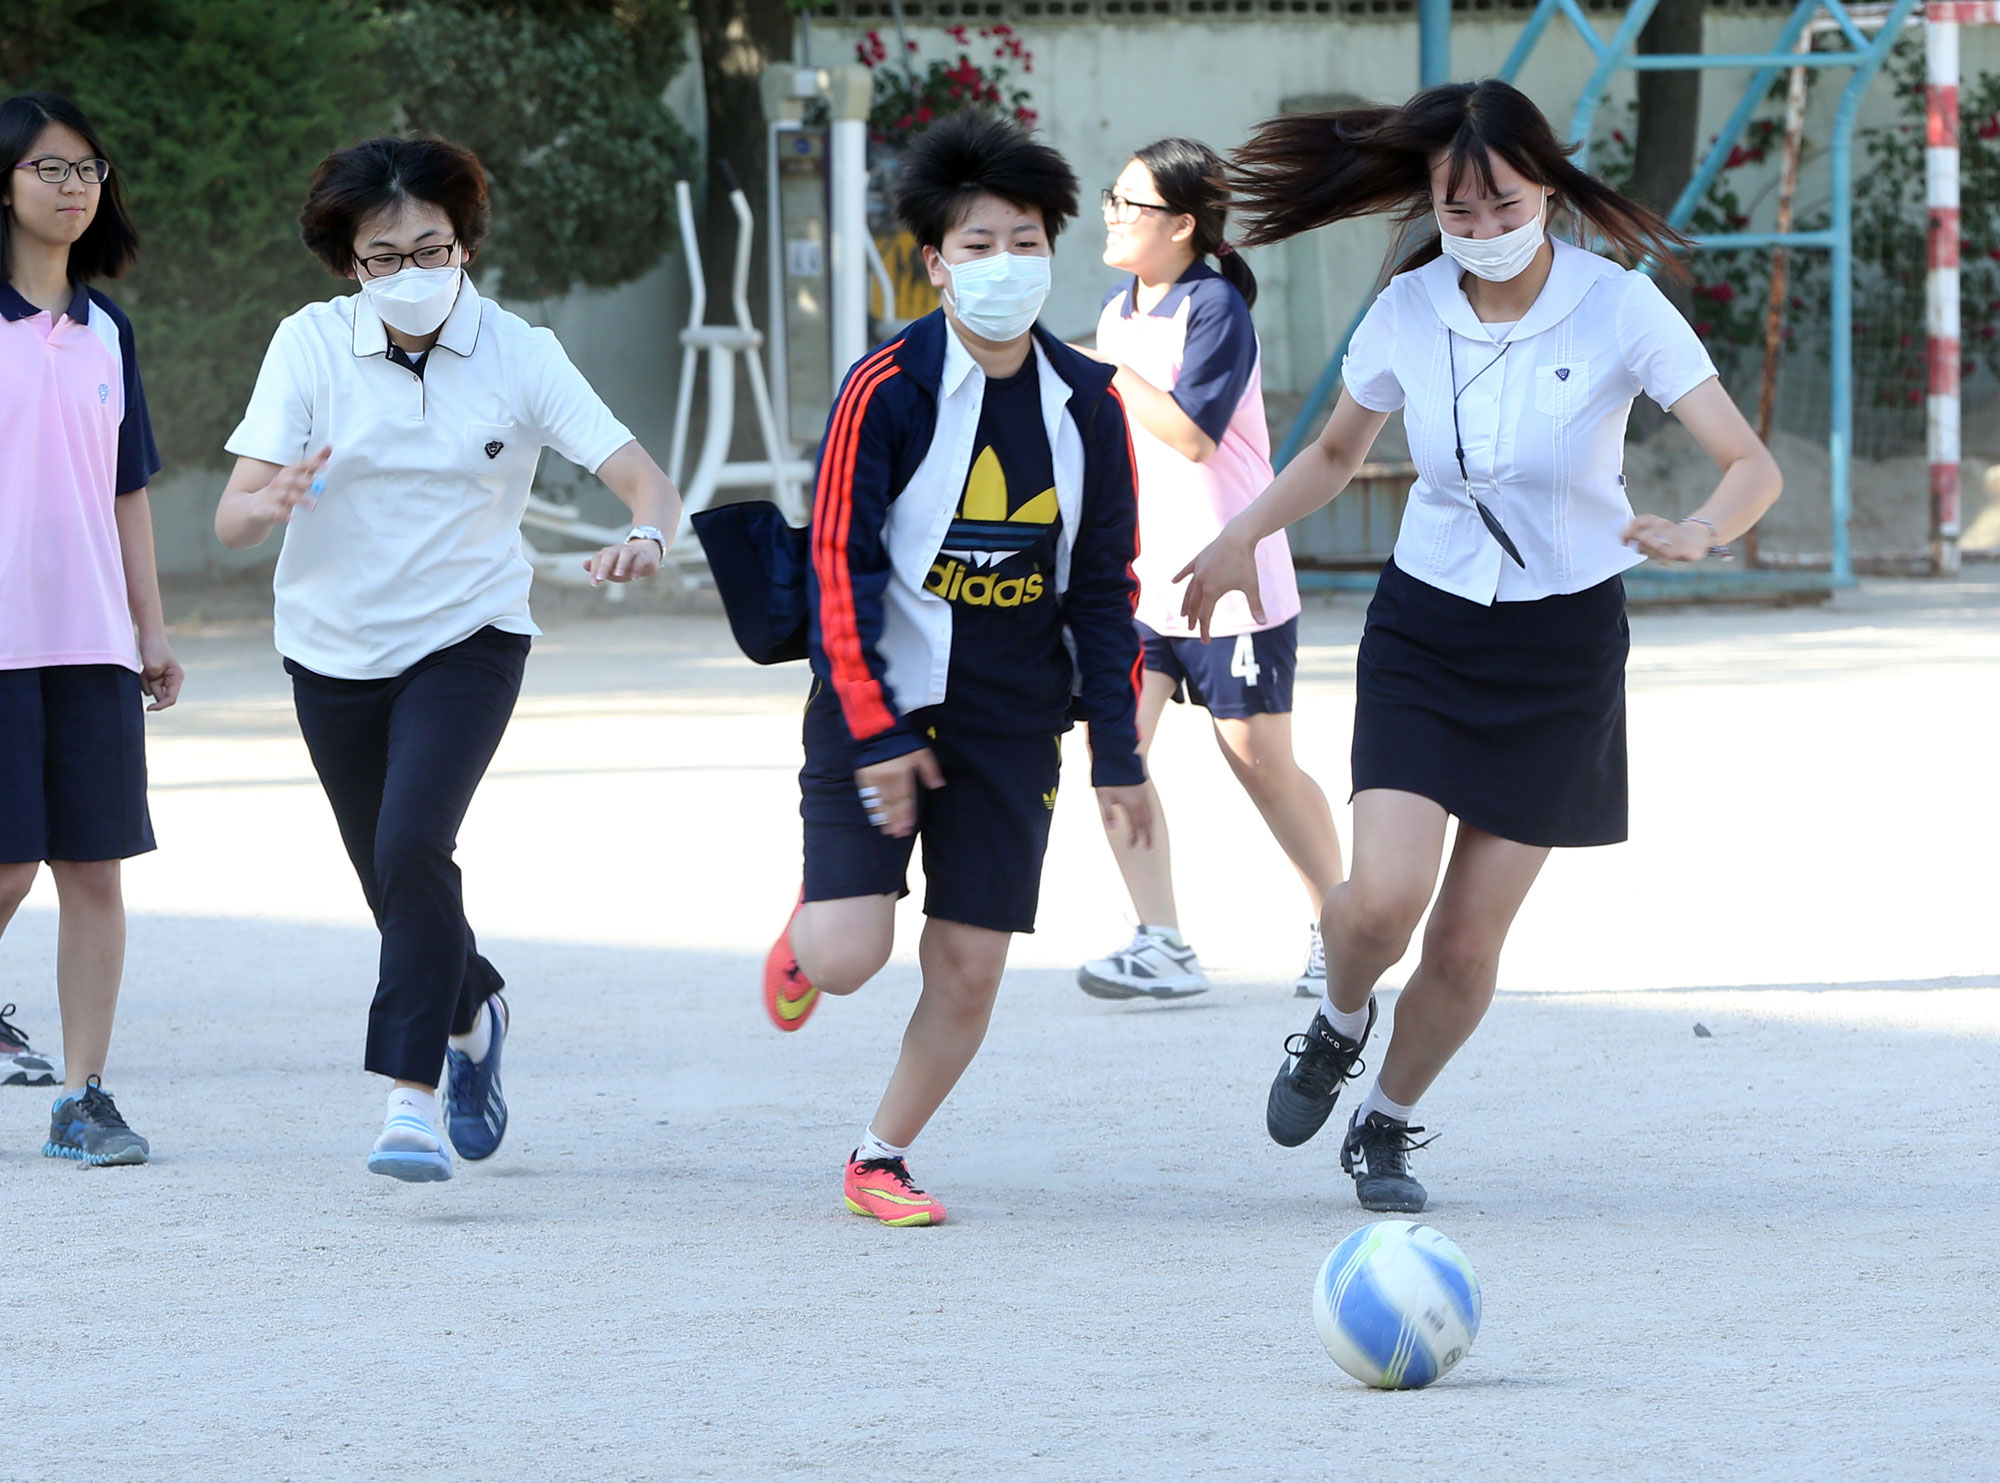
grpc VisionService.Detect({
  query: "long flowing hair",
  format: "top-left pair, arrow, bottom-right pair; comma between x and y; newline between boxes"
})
1229,80 -> 1689,281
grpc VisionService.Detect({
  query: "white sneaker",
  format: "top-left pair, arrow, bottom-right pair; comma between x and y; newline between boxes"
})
1078,927 -> 1209,1000
1292,923 -> 1327,998
367,1094 -> 453,1183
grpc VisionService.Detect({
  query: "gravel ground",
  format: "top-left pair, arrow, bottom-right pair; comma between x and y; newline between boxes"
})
3,573 -> 1997,1482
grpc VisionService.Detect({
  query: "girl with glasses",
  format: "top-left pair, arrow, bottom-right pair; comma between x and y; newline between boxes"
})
0,92 -> 178,1166
1074,139 -> 1343,1005
215,135 -> 681,1182
1179,81 -> 1781,1213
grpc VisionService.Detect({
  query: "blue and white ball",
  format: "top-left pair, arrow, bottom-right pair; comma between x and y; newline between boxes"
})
1313,1220 -> 1482,1389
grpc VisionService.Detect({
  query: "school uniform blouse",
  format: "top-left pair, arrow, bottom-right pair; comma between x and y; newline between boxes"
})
0,282 -> 160,672
1095,261 -> 1300,639
226,277 -> 632,680
1341,238 -> 1718,606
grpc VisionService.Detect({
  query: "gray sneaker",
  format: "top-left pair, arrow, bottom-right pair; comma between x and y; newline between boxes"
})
0,1003 -> 58,1087
1340,1110 -> 1433,1213
44,1078 -> 149,1167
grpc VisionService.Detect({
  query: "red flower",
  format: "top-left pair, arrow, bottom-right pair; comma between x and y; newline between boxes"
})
1980,116 -> 2000,140
1613,129 -> 1627,145
1907,387 -> 1923,405
990,22 -> 1013,34
946,24 -> 969,42
1725,145 -> 1751,169
1015,107 -> 1039,127
916,105 -> 933,123
1694,321 -> 1713,336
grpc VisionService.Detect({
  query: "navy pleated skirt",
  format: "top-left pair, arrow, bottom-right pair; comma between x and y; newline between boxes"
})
1351,558 -> 1629,848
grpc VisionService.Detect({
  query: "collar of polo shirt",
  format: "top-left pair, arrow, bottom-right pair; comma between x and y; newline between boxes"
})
1417,236 -> 1608,346
0,279 -> 92,324
350,270 -> 483,361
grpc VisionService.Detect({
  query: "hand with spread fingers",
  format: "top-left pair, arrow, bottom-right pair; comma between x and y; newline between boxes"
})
1175,518 -> 1265,641
855,748 -> 946,838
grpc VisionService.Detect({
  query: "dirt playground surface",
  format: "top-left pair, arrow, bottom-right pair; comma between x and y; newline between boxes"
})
3,574 -> 1996,1481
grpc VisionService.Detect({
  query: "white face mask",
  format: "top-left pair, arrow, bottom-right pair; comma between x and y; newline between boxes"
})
359,263 -> 463,336
941,251 -> 1051,343
1435,192 -> 1550,283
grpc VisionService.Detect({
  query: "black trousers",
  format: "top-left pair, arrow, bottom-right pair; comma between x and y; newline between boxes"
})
286,626 -> 530,1084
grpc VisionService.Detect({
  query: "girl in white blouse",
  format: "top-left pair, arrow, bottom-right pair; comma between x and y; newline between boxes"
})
1180,80 -> 1781,1214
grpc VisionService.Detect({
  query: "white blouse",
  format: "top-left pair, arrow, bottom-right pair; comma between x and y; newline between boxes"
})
1341,239 -> 1718,605
227,279 -> 633,678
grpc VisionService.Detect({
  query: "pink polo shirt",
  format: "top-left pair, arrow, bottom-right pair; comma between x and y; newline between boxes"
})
1096,261 -> 1300,640
0,281 -> 160,673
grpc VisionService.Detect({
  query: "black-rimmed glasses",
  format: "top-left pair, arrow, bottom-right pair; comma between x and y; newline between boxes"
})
1101,189 -> 1173,225
14,156 -> 111,185
355,241 -> 459,278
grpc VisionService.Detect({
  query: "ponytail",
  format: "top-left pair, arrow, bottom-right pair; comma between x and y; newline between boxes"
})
1132,136 -> 1258,310
1228,80 -> 1690,282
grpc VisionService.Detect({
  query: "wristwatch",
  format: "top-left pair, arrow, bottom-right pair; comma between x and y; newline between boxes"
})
625,524 -> 668,557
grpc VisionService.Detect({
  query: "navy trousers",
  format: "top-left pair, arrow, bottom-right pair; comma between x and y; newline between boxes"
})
286,626 -> 529,1085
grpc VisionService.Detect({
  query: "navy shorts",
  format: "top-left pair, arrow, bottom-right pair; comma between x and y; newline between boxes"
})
1139,615 -> 1298,719
800,682 -> 1062,934
0,665 -> 155,864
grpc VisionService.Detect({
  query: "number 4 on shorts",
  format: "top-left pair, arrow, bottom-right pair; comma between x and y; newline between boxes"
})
1230,634 -> 1260,688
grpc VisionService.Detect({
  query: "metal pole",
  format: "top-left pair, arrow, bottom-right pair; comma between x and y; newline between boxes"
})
1926,10 -> 1964,575
1419,0 -> 1452,88
1566,0 -> 1664,169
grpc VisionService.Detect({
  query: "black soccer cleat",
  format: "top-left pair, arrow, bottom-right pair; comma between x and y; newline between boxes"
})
1264,997 -> 1377,1148
1340,1109 -> 1433,1213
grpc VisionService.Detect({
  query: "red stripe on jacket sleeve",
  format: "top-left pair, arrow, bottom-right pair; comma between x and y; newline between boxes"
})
812,344 -> 904,740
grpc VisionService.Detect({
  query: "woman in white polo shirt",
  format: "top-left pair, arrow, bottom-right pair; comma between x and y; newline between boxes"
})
216,135 -> 680,1183
1179,81 -> 1781,1214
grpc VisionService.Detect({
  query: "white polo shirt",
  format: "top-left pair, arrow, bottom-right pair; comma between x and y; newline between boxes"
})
1341,239 -> 1718,605
226,277 -> 633,678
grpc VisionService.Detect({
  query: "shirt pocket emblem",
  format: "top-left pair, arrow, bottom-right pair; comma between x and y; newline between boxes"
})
98,383 -> 110,405
484,440 -> 505,459
1534,362 -> 1590,419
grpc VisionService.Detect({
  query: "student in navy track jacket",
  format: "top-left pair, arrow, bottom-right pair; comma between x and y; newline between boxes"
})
760,111 -> 1151,1227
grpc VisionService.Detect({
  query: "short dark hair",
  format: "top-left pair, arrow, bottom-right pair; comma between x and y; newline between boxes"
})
894,112 -> 1078,251
0,92 -> 140,282
298,134 -> 491,277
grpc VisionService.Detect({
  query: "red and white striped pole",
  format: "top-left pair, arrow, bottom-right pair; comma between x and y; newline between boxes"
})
1928,3 -> 1965,575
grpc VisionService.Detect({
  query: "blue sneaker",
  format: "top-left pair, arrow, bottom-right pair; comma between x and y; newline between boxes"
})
368,1101 -> 453,1183
45,1077 -> 149,1166
443,994 -> 507,1161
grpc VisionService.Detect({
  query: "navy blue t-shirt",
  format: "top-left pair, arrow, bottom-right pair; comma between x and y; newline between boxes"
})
928,361 -> 1069,735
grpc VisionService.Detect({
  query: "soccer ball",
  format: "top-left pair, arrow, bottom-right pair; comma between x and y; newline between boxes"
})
1313,1220 -> 1482,1389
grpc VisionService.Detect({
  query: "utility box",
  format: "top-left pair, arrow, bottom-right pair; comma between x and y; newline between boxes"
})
772,124 -> 833,447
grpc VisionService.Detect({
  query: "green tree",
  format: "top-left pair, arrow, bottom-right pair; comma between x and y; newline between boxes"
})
7,0 -> 385,470
378,0 -> 692,302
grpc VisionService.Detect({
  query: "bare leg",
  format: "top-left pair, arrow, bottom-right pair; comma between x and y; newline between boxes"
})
0,861 -> 37,936
868,917 -> 1011,1146
790,894 -> 899,995
1373,824 -> 1548,1105
48,860 -> 125,1089
1101,671 -> 1180,928
1319,790 -> 1451,1015
1211,712 -> 1345,915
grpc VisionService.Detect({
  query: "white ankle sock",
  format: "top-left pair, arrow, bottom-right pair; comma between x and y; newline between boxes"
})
449,1002 -> 493,1062
857,1127 -> 910,1163
1355,1080 -> 1418,1126
386,1085 -> 439,1128
1140,924 -> 1185,948
1318,992 -> 1372,1043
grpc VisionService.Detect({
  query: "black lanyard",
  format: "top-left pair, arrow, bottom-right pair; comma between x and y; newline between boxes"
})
1447,332 -> 1526,569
